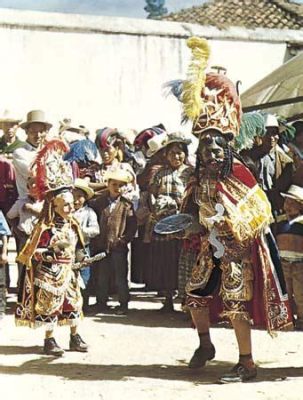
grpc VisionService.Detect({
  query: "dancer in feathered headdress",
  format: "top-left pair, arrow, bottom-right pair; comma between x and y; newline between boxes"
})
15,139 -> 89,356
164,37 -> 293,383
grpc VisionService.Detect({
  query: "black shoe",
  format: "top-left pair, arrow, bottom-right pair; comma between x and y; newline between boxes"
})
115,304 -> 128,315
159,299 -> 174,313
69,334 -> 88,352
44,337 -> 64,357
98,302 -> 111,313
219,363 -> 257,383
188,344 -> 216,369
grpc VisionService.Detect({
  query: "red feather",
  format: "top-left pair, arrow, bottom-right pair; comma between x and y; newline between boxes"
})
205,73 -> 242,124
34,139 -> 69,200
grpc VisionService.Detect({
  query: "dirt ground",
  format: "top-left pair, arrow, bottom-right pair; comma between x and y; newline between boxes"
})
1,289 -> 303,400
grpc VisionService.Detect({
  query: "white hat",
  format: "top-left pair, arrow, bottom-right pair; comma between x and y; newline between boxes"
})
146,132 -> 168,158
118,129 -> 138,145
74,178 -> 94,200
62,131 -> 84,144
104,168 -> 133,184
0,110 -> 21,125
265,114 -> 279,128
281,185 -> 303,203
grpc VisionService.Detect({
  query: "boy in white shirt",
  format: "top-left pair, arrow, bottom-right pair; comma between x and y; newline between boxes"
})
73,179 -> 99,313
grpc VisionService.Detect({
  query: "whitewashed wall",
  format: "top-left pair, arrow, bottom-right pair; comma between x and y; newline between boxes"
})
0,8 -> 302,136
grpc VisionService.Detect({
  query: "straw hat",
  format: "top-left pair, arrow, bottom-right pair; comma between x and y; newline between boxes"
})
0,110 -> 21,127
104,168 -> 133,184
281,185 -> 303,203
146,132 -> 168,158
74,178 -> 94,199
20,110 -> 52,130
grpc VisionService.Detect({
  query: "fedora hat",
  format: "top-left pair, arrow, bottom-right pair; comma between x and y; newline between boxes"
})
281,185 -> 303,203
166,132 -> 192,147
20,110 -> 52,130
146,132 -> 168,158
0,110 -> 21,126
74,178 -> 94,200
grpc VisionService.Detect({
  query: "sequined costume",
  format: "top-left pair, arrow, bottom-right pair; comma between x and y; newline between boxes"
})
15,207 -> 86,329
184,160 -> 293,333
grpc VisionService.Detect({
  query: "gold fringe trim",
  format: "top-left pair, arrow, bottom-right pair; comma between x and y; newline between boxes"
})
15,319 -> 37,329
57,317 -> 81,327
182,37 -> 210,122
34,276 -> 71,296
220,310 -> 251,323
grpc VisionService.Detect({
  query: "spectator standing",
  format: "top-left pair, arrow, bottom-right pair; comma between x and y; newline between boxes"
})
12,110 -> 52,198
73,179 -> 100,313
90,169 -> 137,315
276,185 -> 303,329
0,111 -> 24,156
6,177 -> 43,287
146,132 -> 193,312
0,211 -> 11,320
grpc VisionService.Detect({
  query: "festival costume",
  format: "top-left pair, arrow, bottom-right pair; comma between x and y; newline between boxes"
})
166,36 -> 293,334
183,160 -> 292,333
15,140 -> 86,329
165,37 -> 293,382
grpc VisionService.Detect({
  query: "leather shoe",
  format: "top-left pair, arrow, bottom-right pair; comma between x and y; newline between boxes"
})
115,304 -> 128,315
188,344 -> 216,368
219,363 -> 257,383
44,337 -> 64,357
69,334 -> 88,352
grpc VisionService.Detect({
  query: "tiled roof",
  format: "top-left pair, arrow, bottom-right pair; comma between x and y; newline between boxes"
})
161,0 -> 303,30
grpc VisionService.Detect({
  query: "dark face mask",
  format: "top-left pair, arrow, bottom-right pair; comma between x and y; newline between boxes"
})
198,132 -> 226,172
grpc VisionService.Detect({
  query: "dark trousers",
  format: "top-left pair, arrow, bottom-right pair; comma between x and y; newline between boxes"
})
0,266 -> 6,315
14,229 -> 29,289
96,250 -> 130,306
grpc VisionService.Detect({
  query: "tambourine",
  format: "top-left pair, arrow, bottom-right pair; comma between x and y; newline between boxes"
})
154,213 -> 193,235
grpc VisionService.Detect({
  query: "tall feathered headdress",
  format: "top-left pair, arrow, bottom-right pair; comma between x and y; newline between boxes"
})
164,37 -> 242,139
33,139 -> 73,200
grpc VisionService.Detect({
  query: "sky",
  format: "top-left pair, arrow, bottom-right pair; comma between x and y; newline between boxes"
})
0,0 -> 207,18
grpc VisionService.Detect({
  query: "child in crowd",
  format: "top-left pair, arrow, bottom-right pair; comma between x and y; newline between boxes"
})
276,185 -> 303,329
89,169 -> 137,315
6,177 -> 43,287
73,179 -> 100,313
0,211 -> 11,320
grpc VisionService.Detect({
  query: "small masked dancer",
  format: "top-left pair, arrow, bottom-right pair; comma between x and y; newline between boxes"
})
15,140 -> 88,356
